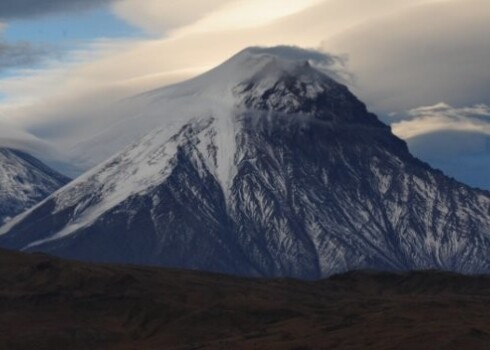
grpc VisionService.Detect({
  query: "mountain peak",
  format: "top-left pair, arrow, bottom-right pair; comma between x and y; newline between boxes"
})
229,48 -> 337,113
143,46 -> 330,103
142,46 -> 381,125
69,47 -> 383,170
3,47 -> 488,280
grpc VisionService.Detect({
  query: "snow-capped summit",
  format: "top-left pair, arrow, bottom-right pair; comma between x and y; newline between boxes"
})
1,47 -> 489,279
71,47 -> 368,169
147,47 -> 334,99
138,46 -> 375,123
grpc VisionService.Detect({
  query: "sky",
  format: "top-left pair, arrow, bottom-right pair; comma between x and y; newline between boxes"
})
0,0 -> 489,188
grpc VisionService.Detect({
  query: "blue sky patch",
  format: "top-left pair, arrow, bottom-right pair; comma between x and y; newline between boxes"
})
4,8 -> 144,45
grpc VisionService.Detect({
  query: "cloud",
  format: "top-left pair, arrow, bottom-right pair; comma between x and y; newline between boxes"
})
392,103 -> 490,140
391,103 -> 490,189
112,0 -> 231,34
0,40 -> 56,72
0,0 -> 118,19
168,0 -> 325,36
112,0 -> 326,36
326,0 -> 490,113
0,0 -> 489,188
246,46 -> 350,83
1,0 -> 349,138
0,0 -> 430,126
0,119 -> 79,176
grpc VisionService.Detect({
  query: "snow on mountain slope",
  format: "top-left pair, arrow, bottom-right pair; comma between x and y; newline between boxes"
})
0,148 -> 70,225
66,47 -> 347,170
1,47 -> 489,278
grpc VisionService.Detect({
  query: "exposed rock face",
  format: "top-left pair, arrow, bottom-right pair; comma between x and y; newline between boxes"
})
0,48 -> 489,278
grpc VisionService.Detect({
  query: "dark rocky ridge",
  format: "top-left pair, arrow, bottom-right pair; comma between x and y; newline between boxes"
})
0,248 -> 489,350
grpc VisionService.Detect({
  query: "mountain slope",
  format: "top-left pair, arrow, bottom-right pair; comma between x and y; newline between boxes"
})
0,148 -> 70,225
0,47 -> 489,278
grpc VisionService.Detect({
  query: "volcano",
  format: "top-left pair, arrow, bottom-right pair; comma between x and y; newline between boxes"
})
1,47 -> 489,279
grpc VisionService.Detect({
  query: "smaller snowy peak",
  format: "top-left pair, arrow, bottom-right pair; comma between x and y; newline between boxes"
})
0,148 -> 70,224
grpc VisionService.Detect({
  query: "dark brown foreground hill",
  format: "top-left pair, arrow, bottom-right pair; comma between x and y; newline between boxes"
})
0,249 -> 489,350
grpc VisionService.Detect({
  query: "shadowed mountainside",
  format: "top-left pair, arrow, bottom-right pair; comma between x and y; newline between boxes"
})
0,249 -> 489,350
